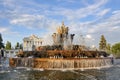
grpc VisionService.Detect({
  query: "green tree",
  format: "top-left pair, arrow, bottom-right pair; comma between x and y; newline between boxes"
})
106,43 -> 112,53
99,35 -> 107,51
15,42 -> 23,50
0,33 -> 4,49
111,42 -> 120,57
15,42 -> 20,49
15,42 -> 23,49
106,43 -> 111,50
5,41 -> 11,50
20,44 -> 23,50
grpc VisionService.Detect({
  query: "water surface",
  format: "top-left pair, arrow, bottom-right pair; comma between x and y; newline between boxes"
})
0,58 -> 120,80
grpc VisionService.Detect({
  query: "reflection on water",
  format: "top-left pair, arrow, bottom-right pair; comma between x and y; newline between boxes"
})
0,57 -> 120,80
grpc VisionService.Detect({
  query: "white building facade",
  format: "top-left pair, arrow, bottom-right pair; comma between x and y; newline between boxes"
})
23,35 -> 42,51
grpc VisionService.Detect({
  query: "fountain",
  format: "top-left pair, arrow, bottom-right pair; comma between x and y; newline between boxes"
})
9,22 -> 113,70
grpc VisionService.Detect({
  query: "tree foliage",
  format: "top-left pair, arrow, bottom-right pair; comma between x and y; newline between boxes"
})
5,41 -> 11,50
106,43 -> 111,51
0,33 -> 4,49
15,42 -> 23,49
106,43 -> 112,54
15,42 -> 20,49
20,44 -> 23,49
99,35 -> 107,50
111,42 -> 120,55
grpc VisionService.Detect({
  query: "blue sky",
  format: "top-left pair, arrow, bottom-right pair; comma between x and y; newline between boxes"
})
0,0 -> 120,48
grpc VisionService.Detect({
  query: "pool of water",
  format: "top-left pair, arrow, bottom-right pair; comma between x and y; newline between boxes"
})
0,58 -> 120,80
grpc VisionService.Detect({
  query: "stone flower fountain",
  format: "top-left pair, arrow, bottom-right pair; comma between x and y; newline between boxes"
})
9,22 -> 113,70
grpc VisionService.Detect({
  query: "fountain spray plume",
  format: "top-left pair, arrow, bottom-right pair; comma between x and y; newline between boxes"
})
52,22 -> 74,50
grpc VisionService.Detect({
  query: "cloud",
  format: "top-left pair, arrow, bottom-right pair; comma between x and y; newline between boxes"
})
0,27 -> 8,33
86,34 -> 92,39
10,14 -> 45,28
0,27 -> 21,37
1,0 -> 109,28
96,8 -> 110,17
52,0 -> 108,20
84,10 -> 120,35
10,13 -> 60,31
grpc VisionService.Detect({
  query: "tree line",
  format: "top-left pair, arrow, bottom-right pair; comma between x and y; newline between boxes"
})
0,33 -> 23,50
5,41 -> 23,50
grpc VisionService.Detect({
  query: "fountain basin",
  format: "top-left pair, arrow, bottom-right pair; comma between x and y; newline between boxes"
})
9,58 -> 113,70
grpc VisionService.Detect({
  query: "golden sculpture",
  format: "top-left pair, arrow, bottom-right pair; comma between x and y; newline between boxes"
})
52,21 -> 75,50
